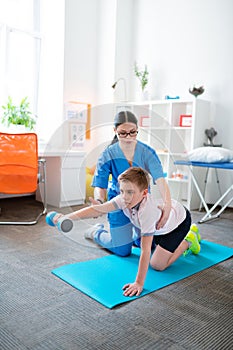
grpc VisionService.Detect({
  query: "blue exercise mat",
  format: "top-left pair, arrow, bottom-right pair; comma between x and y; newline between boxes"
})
52,240 -> 233,308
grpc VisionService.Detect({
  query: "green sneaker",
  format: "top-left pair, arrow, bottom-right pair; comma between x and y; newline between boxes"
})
190,223 -> 201,243
184,231 -> 201,256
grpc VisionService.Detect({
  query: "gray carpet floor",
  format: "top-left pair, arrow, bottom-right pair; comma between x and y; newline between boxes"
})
0,196 -> 233,350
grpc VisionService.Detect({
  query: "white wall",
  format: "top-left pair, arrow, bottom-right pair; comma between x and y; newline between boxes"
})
63,0 -> 118,105
63,0 -> 119,160
131,0 -> 233,149
113,0 -> 135,102
96,0 -> 117,104
63,0 -> 98,104
37,0 -> 65,143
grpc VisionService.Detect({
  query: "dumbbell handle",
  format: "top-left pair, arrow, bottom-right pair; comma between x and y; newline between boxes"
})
46,211 -> 74,233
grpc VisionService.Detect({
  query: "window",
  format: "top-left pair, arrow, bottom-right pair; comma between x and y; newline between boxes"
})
0,0 -> 65,142
0,0 -> 41,119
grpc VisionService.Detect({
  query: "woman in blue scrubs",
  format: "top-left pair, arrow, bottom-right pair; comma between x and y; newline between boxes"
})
88,110 -> 171,256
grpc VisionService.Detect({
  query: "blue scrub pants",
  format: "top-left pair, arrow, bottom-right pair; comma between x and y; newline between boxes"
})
93,209 -> 139,257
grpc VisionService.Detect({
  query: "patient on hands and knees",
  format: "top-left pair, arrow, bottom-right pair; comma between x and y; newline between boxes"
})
52,167 -> 201,297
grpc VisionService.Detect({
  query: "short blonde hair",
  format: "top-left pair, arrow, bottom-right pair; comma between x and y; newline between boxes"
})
118,167 -> 150,191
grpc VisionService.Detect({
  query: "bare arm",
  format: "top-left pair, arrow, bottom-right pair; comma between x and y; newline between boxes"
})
53,201 -> 115,224
123,235 -> 153,297
155,177 -> 171,229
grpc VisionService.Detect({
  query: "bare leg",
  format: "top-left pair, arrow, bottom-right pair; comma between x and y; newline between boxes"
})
150,240 -> 189,271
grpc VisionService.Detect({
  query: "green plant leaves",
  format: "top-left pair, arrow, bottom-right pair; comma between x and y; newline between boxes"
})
1,96 -> 36,130
134,63 -> 149,92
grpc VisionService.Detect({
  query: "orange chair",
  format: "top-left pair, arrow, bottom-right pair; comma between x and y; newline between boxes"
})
0,132 -> 47,224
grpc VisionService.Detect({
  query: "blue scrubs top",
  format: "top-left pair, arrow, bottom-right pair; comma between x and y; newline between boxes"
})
92,140 -> 164,201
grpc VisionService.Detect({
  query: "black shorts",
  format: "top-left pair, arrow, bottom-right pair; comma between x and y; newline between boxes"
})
152,208 -> 191,253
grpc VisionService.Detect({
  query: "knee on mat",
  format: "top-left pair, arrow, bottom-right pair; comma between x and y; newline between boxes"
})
110,245 -> 132,257
150,261 -> 167,271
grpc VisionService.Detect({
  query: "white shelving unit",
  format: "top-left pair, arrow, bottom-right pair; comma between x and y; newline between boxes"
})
125,99 -> 211,210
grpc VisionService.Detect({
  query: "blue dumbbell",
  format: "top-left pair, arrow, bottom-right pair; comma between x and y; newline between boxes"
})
46,211 -> 73,233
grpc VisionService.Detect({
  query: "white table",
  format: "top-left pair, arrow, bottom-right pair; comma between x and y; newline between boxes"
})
38,149 -> 86,208
174,160 -> 233,223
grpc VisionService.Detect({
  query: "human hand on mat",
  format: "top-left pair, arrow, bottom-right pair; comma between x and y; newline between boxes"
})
123,282 -> 143,297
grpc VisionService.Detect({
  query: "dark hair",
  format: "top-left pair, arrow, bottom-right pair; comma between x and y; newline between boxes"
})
111,111 -> 138,145
114,111 -> 138,127
118,167 -> 150,191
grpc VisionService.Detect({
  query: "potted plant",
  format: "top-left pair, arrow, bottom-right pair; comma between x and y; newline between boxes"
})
1,96 -> 37,131
134,62 -> 149,93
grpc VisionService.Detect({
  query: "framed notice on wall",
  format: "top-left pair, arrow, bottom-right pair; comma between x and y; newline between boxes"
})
64,101 -> 91,139
70,123 -> 86,147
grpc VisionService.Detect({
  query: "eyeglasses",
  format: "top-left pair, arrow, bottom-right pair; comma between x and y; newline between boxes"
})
117,130 -> 138,138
